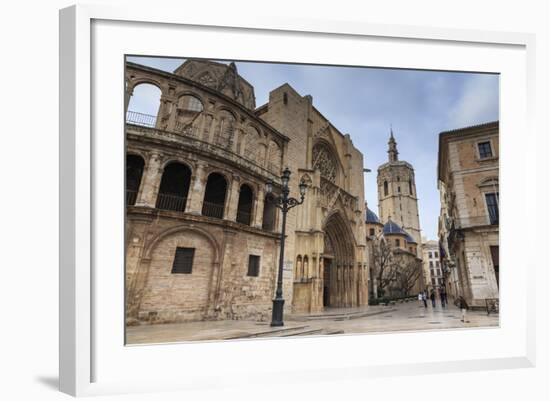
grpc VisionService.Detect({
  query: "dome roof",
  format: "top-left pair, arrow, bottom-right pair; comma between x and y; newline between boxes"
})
383,219 -> 407,236
403,231 -> 417,244
365,207 -> 380,224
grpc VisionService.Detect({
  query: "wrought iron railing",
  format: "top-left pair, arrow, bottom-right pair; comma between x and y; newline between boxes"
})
202,201 -> 224,219
126,111 -> 157,128
236,209 -> 252,226
155,193 -> 187,212
126,189 -> 138,206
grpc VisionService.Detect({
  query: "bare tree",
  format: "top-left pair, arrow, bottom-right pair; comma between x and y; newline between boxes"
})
392,254 -> 422,297
371,239 -> 396,297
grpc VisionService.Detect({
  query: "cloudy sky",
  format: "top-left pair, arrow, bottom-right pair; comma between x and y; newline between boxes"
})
127,56 -> 499,240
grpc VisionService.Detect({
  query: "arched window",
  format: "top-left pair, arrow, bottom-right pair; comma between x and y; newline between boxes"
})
262,193 -> 277,231
215,110 -> 236,147
312,142 -> 338,183
126,154 -> 144,205
156,162 -> 191,212
126,83 -> 162,128
236,184 -> 254,225
202,173 -> 227,219
174,95 -> 204,134
303,256 -> 309,280
244,126 -> 261,163
384,181 -> 389,196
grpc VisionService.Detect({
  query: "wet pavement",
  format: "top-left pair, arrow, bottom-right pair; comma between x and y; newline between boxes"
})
126,300 -> 499,345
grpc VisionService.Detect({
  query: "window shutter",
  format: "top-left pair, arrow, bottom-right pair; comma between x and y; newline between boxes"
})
171,247 -> 195,274
247,255 -> 260,277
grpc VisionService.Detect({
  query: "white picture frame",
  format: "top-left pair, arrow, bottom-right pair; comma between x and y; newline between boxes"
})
59,4 -> 536,397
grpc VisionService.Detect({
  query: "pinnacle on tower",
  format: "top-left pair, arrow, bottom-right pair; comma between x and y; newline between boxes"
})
388,126 -> 399,162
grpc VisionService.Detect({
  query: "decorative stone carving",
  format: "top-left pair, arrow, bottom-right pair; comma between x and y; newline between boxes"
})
312,143 -> 337,183
198,72 -> 217,88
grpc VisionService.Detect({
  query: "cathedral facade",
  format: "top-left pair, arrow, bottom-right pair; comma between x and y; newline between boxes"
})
124,59 -> 369,325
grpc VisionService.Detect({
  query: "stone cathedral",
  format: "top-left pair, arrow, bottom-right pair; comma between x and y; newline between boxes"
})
124,59 -> 369,325
377,130 -> 422,256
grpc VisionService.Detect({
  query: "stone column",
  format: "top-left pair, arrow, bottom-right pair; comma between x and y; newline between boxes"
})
253,187 -> 265,229
225,175 -> 241,221
186,162 -> 207,214
162,96 -> 177,131
135,152 -> 163,208
124,85 -> 133,115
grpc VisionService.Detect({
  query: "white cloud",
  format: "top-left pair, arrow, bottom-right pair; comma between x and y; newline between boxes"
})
448,74 -> 499,128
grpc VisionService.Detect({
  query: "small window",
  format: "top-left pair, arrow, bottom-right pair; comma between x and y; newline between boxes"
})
247,255 -> 260,277
171,247 -> 195,274
369,228 -> 375,236
429,252 -> 433,258
398,186 -> 401,193
432,278 -> 436,285
429,261 -> 433,268
434,251 -> 439,258
409,180 -> 413,195
478,141 -> 493,159
436,261 -> 440,267
283,92 -> 288,105
486,192 -> 499,225
395,239 -> 400,247
383,181 -> 389,196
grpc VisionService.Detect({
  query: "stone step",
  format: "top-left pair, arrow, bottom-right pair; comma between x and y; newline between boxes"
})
224,325 -> 309,339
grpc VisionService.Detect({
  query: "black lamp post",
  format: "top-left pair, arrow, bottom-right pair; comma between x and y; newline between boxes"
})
266,167 -> 307,327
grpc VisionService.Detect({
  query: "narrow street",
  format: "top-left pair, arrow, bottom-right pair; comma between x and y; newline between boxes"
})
126,300 -> 499,345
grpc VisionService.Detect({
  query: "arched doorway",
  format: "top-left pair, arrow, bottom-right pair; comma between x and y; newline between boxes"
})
236,184 -> 254,225
322,211 -> 356,308
156,162 -> 192,212
126,154 -> 144,205
202,173 -> 227,219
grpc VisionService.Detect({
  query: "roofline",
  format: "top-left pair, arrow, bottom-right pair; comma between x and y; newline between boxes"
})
173,58 -> 257,92
437,120 -> 499,182
126,61 -> 290,143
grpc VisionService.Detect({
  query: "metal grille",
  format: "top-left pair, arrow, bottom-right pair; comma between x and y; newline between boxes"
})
171,247 -> 195,274
156,193 -> 187,212
236,209 -> 252,225
126,110 -> 157,128
202,201 -> 224,219
126,189 -> 138,206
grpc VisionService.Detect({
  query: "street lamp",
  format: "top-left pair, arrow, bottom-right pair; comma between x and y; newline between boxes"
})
266,167 -> 307,326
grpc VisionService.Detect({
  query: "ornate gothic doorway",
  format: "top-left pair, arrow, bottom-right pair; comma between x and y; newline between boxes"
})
322,211 -> 356,308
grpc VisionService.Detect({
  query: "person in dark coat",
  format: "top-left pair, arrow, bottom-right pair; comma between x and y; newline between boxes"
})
430,290 -> 436,307
439,288 -> 446,308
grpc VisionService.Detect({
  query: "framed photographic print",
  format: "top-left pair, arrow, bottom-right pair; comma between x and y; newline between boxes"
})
60,4 -> 536,397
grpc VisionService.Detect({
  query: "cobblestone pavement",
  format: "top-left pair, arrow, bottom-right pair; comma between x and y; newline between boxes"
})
126,300 -> 499,345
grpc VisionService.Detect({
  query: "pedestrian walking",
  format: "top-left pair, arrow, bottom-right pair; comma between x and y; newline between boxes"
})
430,290 -> 436,307
418,292 -> 423,307
422,291 -> 428,308
458,296 -> 469,322
440,288 -> 447,308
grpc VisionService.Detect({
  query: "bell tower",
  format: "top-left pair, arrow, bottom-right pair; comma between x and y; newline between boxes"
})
377,128 -> 422,248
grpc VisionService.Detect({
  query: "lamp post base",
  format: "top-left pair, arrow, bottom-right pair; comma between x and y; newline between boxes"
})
270,298 -> 285,327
